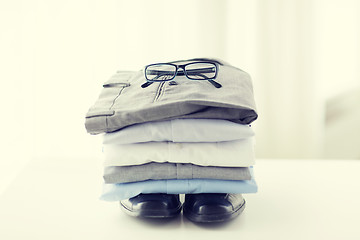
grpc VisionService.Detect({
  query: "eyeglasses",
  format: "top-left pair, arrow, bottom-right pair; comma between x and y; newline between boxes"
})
141,61 -> 222,88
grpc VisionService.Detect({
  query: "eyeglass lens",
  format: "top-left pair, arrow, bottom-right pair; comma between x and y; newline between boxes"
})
185,63 -> 217,80
145,64 -> 176,81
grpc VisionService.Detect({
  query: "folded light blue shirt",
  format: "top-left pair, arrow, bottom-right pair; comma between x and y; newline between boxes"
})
100,176 -> 257,201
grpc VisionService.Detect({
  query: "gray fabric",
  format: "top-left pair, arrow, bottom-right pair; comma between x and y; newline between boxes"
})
103,162 -> 252,183
85,58 -> 258,134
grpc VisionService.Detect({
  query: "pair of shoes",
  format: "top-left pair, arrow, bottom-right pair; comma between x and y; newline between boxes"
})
183,193 -> 246,223
119,193 -> 182,218
119,193 -> 245,222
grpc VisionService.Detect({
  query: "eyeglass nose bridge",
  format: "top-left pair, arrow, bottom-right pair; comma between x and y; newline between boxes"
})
175,65 -> 186,76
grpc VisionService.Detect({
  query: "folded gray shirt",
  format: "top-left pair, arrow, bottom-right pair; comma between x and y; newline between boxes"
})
103,162 -> 252,183
85,58 -> 258,134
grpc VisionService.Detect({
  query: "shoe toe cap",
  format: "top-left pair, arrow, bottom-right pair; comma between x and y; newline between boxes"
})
197,203 -> 234,215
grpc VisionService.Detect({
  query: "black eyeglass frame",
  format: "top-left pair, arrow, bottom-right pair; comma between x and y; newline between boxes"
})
142,61 -> 221,88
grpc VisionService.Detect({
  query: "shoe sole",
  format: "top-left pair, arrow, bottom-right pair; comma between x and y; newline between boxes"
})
183,199 -> 246,223
120,202 -> 182,219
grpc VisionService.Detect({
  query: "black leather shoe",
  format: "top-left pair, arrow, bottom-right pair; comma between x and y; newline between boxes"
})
183,193 -> 246,223
120,193 -> 182,218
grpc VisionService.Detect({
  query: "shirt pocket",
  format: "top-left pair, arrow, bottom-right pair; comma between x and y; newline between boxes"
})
86,71 -> 133,118
85,71 -> 134,134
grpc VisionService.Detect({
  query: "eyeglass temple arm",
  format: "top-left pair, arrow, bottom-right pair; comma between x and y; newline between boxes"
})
190,73 -> 222,88
141,81 -> 153,88
208,79 -> 222,88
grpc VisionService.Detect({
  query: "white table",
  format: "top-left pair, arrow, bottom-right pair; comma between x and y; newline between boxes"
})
1,158 -> 360,240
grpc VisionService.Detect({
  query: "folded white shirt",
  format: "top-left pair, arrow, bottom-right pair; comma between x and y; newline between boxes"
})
103,119 -> 254,144
103,138 -> 255,167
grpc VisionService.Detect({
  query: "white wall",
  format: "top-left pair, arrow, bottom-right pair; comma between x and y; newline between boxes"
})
241,0 -> 326,159
314,0 -> 360,100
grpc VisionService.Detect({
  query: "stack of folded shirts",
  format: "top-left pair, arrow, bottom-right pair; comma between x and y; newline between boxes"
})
84,58 -> 259,202
99,119 -> 257,201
